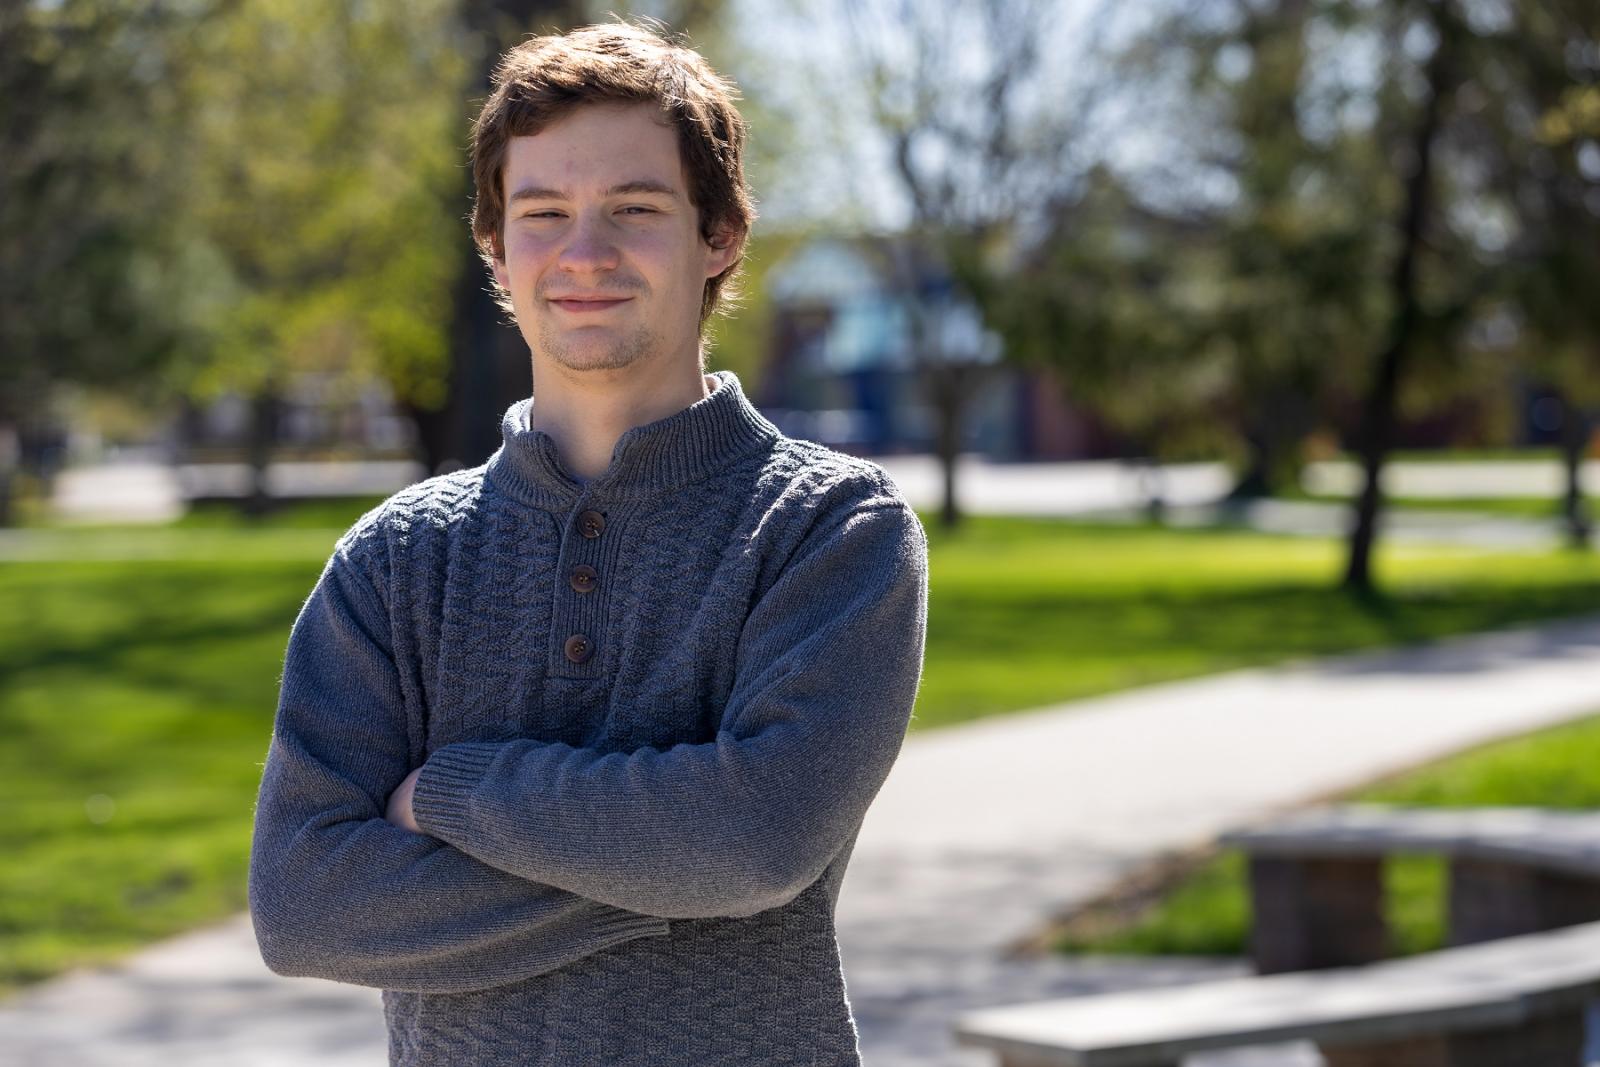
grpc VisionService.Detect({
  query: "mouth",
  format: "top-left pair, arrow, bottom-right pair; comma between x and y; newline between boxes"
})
549,297 -> 632,313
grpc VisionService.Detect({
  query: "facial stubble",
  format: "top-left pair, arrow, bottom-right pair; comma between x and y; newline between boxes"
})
534,312 -> 661,373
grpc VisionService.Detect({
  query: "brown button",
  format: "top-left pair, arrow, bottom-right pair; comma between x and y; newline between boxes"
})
578,510 -> 606,539
563,633 -> 595,664
569,564 -> 598,593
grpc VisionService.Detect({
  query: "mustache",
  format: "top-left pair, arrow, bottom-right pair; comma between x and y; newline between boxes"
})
535,279 -> 646,299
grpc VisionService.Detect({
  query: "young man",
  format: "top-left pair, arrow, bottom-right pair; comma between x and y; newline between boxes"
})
247,21 -> 928,1067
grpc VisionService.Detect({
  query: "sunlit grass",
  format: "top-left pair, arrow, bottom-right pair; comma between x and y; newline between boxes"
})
0,557 -> 321,994
915,516 -> 1600,728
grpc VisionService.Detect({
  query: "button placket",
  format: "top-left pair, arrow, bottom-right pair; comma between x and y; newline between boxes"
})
555,503 -> 609,675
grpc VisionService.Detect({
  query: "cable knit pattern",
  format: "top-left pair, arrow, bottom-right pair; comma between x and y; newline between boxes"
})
247,370 -> 929,1065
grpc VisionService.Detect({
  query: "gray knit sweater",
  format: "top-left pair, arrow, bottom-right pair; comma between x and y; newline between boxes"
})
247,370 -> 929,1066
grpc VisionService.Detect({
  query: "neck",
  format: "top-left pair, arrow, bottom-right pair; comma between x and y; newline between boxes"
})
528,353 -> 714,483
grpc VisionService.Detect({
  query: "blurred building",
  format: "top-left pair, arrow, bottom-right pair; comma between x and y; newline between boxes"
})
755,238 -> 1117,460
174,376 -> 418,463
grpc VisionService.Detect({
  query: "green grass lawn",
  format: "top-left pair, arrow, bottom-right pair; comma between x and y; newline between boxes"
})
915,516 -> 1600,728
0,555 -> 325,994
1052,712 -> 1600,961
6,503 -> 1600,997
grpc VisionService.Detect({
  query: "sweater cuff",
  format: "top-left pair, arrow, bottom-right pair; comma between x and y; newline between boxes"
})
568,902 -> 672,947
412,742 -> 503,841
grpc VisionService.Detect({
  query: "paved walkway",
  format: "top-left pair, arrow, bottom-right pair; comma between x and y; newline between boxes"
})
50,453 -> 1594,534
6,613 -> 1600,1065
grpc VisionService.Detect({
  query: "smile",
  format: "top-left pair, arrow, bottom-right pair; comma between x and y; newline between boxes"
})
550,297 -> 632,313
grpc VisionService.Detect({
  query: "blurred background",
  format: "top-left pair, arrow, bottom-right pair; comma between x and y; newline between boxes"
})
4,0 -> 1600,1063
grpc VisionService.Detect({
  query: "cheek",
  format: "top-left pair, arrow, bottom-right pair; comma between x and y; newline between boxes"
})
502,231 -> 547,267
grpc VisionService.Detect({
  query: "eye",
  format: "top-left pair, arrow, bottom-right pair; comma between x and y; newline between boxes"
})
521,210 -> 564,220
619,205 -> 658,216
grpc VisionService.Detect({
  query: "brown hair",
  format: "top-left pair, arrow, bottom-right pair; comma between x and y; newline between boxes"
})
469,20 -> 756,329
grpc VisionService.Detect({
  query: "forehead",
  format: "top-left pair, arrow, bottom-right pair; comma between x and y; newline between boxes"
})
502,102 -> 685,196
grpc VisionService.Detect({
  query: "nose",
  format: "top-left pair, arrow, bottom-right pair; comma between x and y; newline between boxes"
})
557,211 -> 621,274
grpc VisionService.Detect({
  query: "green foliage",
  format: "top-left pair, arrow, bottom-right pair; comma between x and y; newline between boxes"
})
989,0 -> 1412,488
174,0 -> 471,409
0,0 -> 212,420
992,0 -> 1600,503
0,0 -> 475,430
1490,4 -> 1600,409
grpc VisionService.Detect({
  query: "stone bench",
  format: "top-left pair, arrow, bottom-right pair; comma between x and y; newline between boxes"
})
1219,805 -> 1600,973
954,805 -> 1600,1066
954,916 -> 1600,1066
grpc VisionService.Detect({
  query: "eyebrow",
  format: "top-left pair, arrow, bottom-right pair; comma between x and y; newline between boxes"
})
507,179 -> 680,204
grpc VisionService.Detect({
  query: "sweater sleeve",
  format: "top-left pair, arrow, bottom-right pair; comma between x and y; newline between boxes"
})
410,496 -> 929,921
247,541 -> 669,993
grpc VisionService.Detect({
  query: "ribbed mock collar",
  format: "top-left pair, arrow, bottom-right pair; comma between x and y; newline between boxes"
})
485,370 -> 782,509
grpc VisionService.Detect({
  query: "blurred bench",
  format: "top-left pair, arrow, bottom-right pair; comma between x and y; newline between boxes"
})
1220,804 -> 1600,973
955,919 -> 1600,1066
953,805 -> 1600,1066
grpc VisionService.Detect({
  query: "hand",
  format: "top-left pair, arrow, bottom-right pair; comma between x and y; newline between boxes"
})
385,767 -> 424,833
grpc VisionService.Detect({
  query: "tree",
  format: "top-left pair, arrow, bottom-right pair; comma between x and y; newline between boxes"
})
174,0 -> 469,511
1168,0 -> 1389,500
1494,1 -> 1600,548
0,0 -> 212,524
1337,0 -> 1600,585
996,0 -> 1389,505
985,166 -> 1236,504
1343,0 -> 1465,592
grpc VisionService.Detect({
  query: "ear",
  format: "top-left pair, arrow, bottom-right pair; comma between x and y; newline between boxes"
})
703,225 -> 743,278
491,254 -> 510,293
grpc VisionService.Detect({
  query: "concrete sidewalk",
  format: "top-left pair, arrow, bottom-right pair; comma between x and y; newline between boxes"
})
5,613 -> 1600,1065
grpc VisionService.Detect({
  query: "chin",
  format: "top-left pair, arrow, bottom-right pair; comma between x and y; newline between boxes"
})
537,323 -> 659,374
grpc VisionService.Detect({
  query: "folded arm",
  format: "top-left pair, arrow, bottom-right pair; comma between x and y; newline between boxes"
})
411,498 -> 930,920
248,544 -> 668,993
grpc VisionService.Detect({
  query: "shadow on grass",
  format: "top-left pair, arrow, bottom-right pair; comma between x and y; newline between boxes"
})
0,562 -> 318,683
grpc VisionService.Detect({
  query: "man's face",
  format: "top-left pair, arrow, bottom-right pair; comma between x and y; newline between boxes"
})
491,102 -> 738,375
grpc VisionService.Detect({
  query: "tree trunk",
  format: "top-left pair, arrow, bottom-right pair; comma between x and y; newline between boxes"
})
243,387 -> 280,519
403,395 -> 457,478
0,417 -> 17,528
1343,5 -> 1455,594
930,362 -> 967,530
1229,384 -> 1313,501
1139,458 -> 1167,523
1558,391 -> 1592,550
1228,431 -> 1274,501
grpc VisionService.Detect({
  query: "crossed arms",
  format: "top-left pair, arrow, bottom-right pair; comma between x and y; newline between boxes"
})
247,494 -> 927,993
